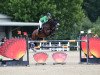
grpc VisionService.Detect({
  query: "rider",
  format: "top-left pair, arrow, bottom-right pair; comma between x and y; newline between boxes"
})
39,13 -> 52,31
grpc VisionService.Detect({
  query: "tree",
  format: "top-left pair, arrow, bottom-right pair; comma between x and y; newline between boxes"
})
83,0 -> 100,22
0,0 -> 57,22
0,0 -> 9,13
52,0 -> 85,39
82,0 -> 100,36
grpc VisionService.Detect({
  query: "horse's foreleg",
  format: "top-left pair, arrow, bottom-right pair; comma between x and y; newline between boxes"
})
32,33 -> 37,40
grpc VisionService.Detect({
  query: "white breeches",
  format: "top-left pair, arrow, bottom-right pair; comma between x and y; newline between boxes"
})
39,21 -> 42,28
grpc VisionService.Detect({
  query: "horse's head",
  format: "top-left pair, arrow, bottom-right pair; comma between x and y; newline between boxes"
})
42,18 -> 59,36
47,18 -> 60,30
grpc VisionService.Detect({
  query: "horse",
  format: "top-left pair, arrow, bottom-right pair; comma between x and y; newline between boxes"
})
32,19 -> 59,40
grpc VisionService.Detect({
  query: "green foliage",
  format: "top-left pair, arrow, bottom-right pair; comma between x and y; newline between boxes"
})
0,0 -> 9,12
83,0 -> 100,22
91,18 -> 100,37
91,26 -> 100,37
0,0 -> 57,22
80,17 -> 94,31
79,17 -> 100,37
48,0 -> 85,39
81,0 -> 100,37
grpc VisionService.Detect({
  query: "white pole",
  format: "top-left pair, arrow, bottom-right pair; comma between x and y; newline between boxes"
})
0,22 -> 39,26
58,42 -> 61,46
77,42 -> 79,51
67,42 -> 70,51
49,42 -> 52,51
40,42 -> 42,51
58,42 -> 61,51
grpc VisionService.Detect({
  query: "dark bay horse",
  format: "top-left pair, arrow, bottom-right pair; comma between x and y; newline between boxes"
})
32,19 -> 59,40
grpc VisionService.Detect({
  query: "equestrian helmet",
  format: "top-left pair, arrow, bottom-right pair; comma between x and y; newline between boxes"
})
47,13 -> 51,17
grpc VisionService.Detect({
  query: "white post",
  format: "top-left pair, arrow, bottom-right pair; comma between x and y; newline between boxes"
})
77,42 -> 79,51
49,42 -> 52,51
58,42 -> 61,51
67,42 -> 70,51
58,42 -> 61,46
40,42 -> 42,51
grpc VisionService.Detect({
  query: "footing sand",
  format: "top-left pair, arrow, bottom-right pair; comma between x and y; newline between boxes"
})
0,51 -> 100,75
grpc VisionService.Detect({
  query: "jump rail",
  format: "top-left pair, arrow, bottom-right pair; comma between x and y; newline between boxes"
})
28,40 -> 86,43
0,22 -> 39,26
28,40 -> 86,52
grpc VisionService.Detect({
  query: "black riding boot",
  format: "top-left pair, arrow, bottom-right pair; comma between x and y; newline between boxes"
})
38,28 -> 42,32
